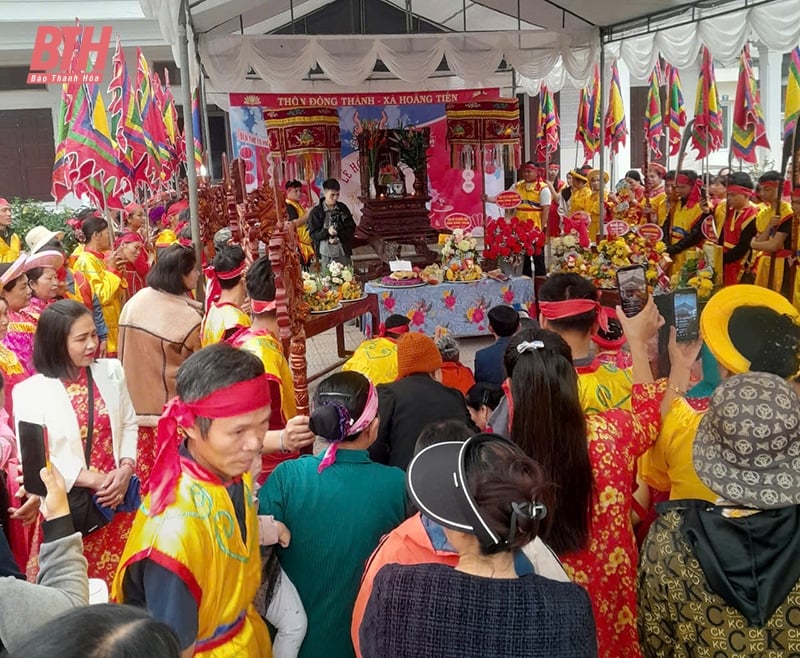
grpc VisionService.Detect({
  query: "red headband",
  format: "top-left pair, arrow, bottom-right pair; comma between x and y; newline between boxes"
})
675,174 -> 692,185
114,232 -> 142,249
378,322 -> 410,337
728,184 -> 755,198
759,180 -> 780,189
0,198 -> 8,209
150,376 -> 272,516
251,299 -> 277,314
206,261 -> 247,282
125,202 -> 141,215
539,299 -> 609,332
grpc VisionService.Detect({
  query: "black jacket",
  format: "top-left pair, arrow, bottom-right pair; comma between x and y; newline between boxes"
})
371,373 -> 475,470
307,200 -> 356,257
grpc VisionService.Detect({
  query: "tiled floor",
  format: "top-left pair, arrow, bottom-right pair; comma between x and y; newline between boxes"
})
305,323 -> 494,396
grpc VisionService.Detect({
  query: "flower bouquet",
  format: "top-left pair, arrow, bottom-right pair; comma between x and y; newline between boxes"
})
326,261 -> 363,301
440,229 -> 483,282
389,124 -> 429,173
550,229 -> 669,290
302,271 -> 341,312
671,249 -> 715,300
484,215 -> 545,276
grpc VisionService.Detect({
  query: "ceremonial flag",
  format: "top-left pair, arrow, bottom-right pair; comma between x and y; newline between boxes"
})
645,68 -> 663,159
58,60 -> 123,210
583,64 -> 602,161
535,86 -> 559,162
136,49 -> 162,183
731,44 -> 770,163
52,23 -> 84,203
784,47 -> 800,138
151,71 -> 174,181
162,70 -> 182,163
667,64 -> 686,157
604,61 -> 627,154
691,47 -> 723,159
191,87 -> 203,171
575,87 -> 587,152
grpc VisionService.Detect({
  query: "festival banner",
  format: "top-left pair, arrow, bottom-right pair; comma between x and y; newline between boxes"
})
228,89 -> 501,231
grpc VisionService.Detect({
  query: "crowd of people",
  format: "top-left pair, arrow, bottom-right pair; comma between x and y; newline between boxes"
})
0,160 -> 796,658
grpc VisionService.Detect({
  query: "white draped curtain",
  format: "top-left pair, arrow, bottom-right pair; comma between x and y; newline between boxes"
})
140,0 -> 800,92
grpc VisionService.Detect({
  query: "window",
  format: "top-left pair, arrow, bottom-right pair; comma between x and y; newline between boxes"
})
720,103 -> 730,149
0,67 -> 46,91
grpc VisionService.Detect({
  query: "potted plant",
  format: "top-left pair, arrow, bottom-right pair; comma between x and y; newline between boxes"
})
389,125 -> 429,195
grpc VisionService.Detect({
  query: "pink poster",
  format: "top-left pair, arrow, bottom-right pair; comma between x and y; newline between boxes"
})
228,89 -> 502,233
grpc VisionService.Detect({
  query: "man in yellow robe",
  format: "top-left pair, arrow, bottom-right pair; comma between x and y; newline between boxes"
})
112,344 -> 276,657
751,173 -> 793,292
0,199 -> 21,263
285,180 -> 315,267
201,245 -> 250,347
567,166 -> 593,237
342,314 -> 411,385
229,255 -> 299,481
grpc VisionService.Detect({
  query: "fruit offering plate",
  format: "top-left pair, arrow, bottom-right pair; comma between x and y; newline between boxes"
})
341,293 -> 368,302
373,278 -> 428,289
310,303 -> 343,314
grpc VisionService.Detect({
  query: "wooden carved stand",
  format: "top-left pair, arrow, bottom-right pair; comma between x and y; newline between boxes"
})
196,159 -> 313,415
355,129 -> 439,277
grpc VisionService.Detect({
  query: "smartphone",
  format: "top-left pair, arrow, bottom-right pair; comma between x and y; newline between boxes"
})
18,421 -> 49,497
616,265 -> 648,318
673,288 -> 699,342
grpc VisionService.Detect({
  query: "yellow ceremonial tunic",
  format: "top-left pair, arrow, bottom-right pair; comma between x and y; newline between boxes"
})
667,201 -> 704,272
514,180 -> 546,230
568,185 -> 592,227
232,328 -> 296,421
155,229 -> 178,251
587,190 -> 611,242
286,199 -> 314,265
639,397 -> 716,502
201,302 -> 251,347
67,244 -> 84,269
643,191 -> 666,224
576,359 -> 633,414
342,337 -> 399,385
0,232 -> 20,263
753,200 -> 793,291
112,463 -> 272,658
72,249 -> 125,353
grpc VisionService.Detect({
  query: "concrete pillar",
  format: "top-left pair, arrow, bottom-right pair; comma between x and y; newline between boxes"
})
758,45 -> 783,168
559,85 -> 580,170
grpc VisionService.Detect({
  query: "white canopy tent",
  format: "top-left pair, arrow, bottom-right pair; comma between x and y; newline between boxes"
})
141,0 -> 800,93
139,0 -> 800,244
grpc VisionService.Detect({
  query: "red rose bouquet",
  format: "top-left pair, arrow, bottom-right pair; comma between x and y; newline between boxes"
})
484,215 -> 545,260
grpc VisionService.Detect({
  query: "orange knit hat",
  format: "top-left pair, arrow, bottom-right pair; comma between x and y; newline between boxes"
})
396,332 -> 443,378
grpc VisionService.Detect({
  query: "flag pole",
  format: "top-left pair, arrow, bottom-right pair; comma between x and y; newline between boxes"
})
598,45 -> 606,239
178,0 -> 202,268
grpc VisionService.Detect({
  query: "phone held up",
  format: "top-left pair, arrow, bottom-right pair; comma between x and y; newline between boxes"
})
616,265 -> 649,318
18,420 -> 49,497
673,288 -> 700,342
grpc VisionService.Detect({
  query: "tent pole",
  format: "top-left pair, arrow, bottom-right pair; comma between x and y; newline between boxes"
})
178,0 -> 202,267
598,38 -> 606,239
199,71 -> 213,178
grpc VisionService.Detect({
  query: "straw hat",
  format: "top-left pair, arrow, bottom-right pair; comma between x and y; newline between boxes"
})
25,226 -> 64,255
588,169 -> 610,184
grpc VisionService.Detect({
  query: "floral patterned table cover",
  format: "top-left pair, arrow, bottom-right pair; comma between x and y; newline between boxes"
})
364,276 -> 535,337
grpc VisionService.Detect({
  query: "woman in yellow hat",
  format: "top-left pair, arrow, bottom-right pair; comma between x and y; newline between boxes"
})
586,170 -> 612,241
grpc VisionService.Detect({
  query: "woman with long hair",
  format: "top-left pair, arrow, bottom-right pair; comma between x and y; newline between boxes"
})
502,299 -> 680,658
258,371 -> 406,658
71,214 -> 126,356
360,434 -> 596,658
117,244 -> 202,492
13,300 -> 138,587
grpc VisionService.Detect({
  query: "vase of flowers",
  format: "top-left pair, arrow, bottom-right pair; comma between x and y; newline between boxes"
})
484,215 -> 545,278
390,124 -> 429,195
440,229 -> 483,281
360,120 -> 387,195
